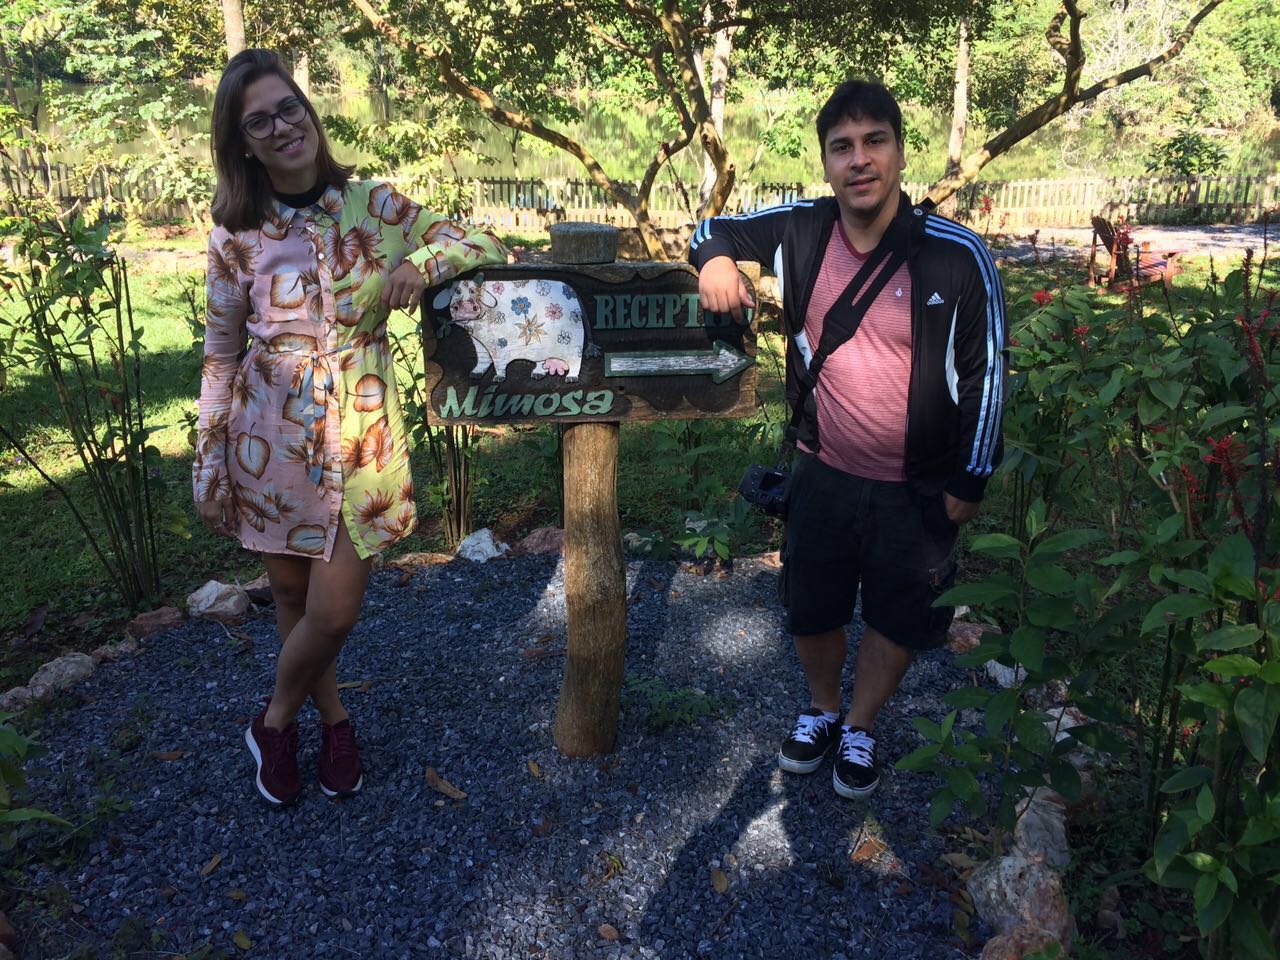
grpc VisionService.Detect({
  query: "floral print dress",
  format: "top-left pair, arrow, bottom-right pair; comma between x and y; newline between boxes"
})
193,181 -> 508,560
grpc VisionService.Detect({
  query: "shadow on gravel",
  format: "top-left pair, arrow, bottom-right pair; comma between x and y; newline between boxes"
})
13,554 -> 974,959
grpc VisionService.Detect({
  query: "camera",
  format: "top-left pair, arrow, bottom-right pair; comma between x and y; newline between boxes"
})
738,464 -> 791,518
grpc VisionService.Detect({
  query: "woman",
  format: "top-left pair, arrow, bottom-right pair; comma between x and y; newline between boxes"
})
194,49 -> 508,806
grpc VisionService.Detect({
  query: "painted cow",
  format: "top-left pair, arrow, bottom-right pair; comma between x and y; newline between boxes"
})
441,275 -> 587,382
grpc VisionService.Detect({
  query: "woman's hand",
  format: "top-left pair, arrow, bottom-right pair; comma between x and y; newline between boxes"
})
382,261 -> 427,313
196,498 -> 237,538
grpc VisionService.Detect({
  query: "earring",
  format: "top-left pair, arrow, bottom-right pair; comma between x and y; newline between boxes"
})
243,152 -> 252,159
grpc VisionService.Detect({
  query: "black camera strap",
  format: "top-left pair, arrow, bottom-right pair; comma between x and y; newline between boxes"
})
783,236 -> 908,457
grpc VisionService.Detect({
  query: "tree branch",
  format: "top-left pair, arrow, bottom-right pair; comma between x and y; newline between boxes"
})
349,0 -> 637,210
927,0 -> 1223,205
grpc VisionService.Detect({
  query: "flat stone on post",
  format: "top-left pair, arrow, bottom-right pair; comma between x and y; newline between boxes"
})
550,222 -> 619,264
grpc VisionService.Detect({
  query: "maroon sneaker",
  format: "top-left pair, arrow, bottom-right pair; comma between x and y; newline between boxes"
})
245,707 -> 301,806
318,718 -> 364,798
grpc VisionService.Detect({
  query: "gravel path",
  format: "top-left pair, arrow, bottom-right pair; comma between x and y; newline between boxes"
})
14,556 -> 984,959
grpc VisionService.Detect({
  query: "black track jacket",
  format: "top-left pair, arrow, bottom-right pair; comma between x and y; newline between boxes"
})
689,192 -> 1007,503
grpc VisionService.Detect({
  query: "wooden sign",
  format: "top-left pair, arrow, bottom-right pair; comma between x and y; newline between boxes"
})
422,262 -> 757,425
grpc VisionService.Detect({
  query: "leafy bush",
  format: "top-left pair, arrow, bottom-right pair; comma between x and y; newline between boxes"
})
902,255 -> 1280,959
0,215 -> 184,611
1146,115 -> 1228,178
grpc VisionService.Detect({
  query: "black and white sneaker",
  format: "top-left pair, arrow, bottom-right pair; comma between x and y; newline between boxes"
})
832,726 -> 880,799
778,708 -> 841,774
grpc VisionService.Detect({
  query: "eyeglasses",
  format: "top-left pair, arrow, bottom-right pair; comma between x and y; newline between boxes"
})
240,98 -> 308,141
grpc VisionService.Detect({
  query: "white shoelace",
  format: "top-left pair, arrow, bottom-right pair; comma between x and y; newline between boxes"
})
839,729 -> 876,768
790,713 -> 833,745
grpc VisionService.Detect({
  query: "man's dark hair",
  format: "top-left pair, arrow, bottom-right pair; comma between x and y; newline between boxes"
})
816,80 -> 903,151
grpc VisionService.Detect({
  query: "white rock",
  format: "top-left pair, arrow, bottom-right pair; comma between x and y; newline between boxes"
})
27,653 -> 96,700
985,660 -> 1027,688
968,851 -> 1074,944
456,528 -> 510,563
186,580 -> 250,621
1013,789 -> 1070,868
0,686 -> 35,713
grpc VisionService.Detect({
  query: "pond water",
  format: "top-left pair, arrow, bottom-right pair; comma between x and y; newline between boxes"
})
28,85 -> 1280,187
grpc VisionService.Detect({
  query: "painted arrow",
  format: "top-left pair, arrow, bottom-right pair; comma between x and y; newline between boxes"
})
603,342 -> 753,384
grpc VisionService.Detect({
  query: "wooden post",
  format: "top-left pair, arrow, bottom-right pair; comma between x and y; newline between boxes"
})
550,222 -> 628,757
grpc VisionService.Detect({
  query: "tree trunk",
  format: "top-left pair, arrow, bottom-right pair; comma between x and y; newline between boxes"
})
292,51 -> 311,98
221,0 -> 246,60
927,0 -> 1223,204
553,422 -> 627,757
375,37 -> 392,122
938,11 -> 970,219
697,0 -> 735,218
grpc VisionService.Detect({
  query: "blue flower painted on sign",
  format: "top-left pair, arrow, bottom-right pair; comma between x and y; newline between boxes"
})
496,337 -> 508,348
511,296 -> 532,317
492,311 -> 507,325
535,280 -> 552,297
557,330 -> 572,345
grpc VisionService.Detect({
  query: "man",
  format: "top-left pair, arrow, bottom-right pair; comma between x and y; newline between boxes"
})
689,80 -> 1006,800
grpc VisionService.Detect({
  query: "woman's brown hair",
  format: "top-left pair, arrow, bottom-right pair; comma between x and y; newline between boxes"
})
210,49 -> 354,232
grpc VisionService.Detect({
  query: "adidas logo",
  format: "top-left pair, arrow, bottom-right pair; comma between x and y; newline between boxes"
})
927,291 -> 945,306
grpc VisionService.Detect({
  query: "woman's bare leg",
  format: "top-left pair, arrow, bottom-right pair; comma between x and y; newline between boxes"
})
263,523 -> 372,731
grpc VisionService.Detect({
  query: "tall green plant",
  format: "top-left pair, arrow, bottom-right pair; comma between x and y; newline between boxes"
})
0,214 -> 183,611
904,251 -> 1280,958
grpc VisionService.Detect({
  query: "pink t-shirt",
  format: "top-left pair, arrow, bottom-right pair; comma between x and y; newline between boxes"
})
800,221 -> 913,481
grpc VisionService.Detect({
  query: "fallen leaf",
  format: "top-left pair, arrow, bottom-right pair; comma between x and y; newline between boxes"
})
711,868 -> 729,894
226,888 -> 247,901
851,836 -> 889,863
425,767 -> 467,800
200,853 -> 222,877
521,646 -> 548,660
228,629 -> 252,643
626,782 -> 638,796
938,852 -> 979,872
233,930 -> 252,951
527,759 -> 543,779
530,815 -> 552,836
396,570 -> 412,587
597,924 -> 618,941
337,679 -> 375,691
894,883 -> 913,895
151,751 -> 186,762
670,590 -> 682,599
1097,908 -> 1127,939
949,890 -> 975,916
160,884 -> 177,900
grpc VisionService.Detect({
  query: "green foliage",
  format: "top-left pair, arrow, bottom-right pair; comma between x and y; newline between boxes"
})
624,675 -> 734,733
1146,114 -> 1228,178
324,110 -> 490,217
906,254 -> 1280,958
0,713 -> 70,853
0,214 -> 184,611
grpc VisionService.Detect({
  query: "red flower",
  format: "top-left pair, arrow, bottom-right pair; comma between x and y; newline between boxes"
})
1115,217 -> 1134,249
1032,289 -> 1054,307
1072,325 -> 1090,336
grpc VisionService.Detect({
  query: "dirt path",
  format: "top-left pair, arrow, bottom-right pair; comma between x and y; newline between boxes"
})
998,222 -> 1275,263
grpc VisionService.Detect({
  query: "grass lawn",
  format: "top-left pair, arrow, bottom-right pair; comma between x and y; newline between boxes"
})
0,222 -> 1261,688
